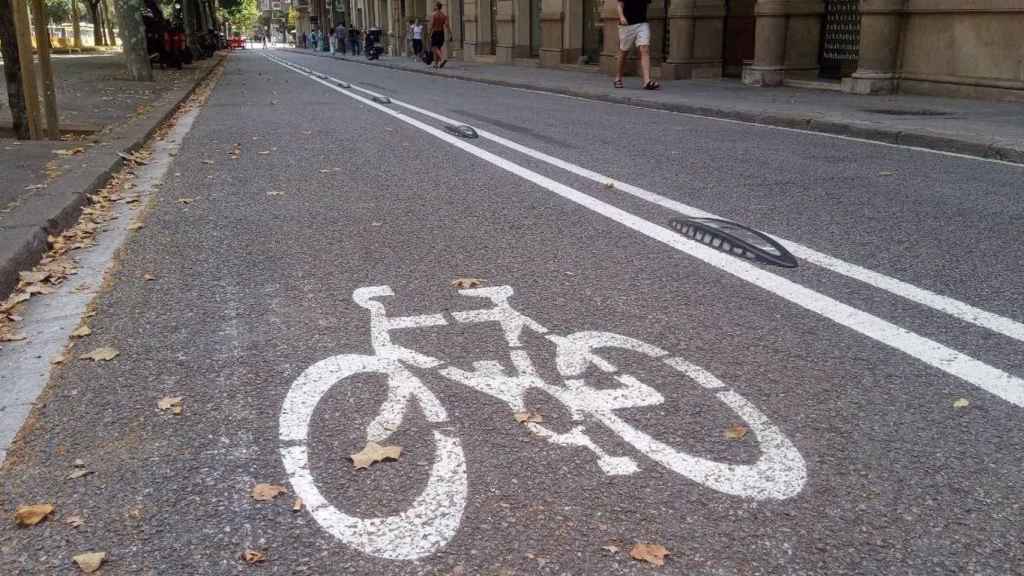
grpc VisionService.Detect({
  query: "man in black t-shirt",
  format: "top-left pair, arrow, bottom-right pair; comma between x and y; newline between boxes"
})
614,0 -> 659,90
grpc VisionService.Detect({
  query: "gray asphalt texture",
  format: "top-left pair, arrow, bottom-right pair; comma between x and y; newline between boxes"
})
1,51 -> 1022,575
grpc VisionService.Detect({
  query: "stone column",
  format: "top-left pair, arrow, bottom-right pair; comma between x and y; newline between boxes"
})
743,0 -> 787,86
513,0 -> 531,57
646,0 -> 666,68
781,0 -> 823,79
844,0 -> 903,94
661,0 -> 726,80
539,0 -> 565,66
463,0 -> 481,57
496,0 -> 515,61
598,0 -> 618,73
562,0 -> 582,63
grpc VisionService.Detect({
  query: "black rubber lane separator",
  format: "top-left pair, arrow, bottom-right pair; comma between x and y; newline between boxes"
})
336,80 -> 351,88
371,95 -> 392,104
444,124 -> 479,139
669,217 -> 798,268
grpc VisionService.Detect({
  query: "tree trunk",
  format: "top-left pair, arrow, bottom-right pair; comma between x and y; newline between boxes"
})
182,0 -> 200,54
87,1 -> 103,45
102,0 -> 116,46
0,0 -> 30,138
71,0 -> 82,48
114,0 -> 152,80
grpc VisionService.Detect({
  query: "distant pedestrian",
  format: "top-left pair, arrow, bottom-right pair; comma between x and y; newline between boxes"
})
614,0 -> 658,90
429,2 -> 451,69
336,22 -> 348,55
411,19 -> 424,58
349,27 -> 362,56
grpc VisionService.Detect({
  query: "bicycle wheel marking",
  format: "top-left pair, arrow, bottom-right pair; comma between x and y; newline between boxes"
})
280,284 -> 806,560
279,354 -> 468,560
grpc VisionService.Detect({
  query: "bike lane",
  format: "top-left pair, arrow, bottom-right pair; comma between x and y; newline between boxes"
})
0,51 -> 1021,575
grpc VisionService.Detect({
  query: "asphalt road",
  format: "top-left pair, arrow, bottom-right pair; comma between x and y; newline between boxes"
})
1,50 -> 1022,575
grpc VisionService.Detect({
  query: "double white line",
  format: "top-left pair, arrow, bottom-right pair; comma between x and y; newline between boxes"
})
263,53 -> 1024,408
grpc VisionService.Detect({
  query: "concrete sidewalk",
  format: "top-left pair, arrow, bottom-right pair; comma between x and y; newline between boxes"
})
0,53 -> 225,297
286,47 -> 1024,164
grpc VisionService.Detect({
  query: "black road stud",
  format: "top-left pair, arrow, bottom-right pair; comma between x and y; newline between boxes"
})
669,217 -> 798,268
444,124 -> 479,139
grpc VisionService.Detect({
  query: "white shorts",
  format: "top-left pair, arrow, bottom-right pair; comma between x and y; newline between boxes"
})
618,22 -> 651,51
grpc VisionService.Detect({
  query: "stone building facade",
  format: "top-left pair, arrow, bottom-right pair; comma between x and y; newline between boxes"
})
308,0 -> 1024,101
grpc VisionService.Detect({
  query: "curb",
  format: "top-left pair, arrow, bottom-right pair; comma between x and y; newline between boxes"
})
0,54 -> 227,299
281,48 -> 1024,165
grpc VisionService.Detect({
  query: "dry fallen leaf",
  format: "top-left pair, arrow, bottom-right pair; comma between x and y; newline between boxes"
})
0,332 -> 27,342
64,514 -> 84,528
513,411 -> 544,424
201,160 -> 215,165
66,468 -> 94,480
19,270 -> 49,284
292,498 -> 303,512
878,170 -> 897,176
24,284 -> 55,295
266,191 -> 285,196
80,347 -> 118,361
52,353 -> 67,365
953,398 -> 970,409
127,223 -> 144,231
724,425 -> 749,440
602,544 -> 621,554
72,551 -> 106,573
630,543 -> 669,567
71,325 -> 92,338
241,549 -> 267,565
15,503 -> 55,526
257,150 -> 271,155
451,277 -> 483,289
251,483 -> 288,501
351,441 -> 402,470
1,292 -> 31,311
54,147 -> 85,156
176,198 -> 194,205
157,396 -> 183,415
143,273 -> 157,281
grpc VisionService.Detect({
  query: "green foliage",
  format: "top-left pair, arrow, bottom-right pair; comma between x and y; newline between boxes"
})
225,0 -> 258,34
45,0 -> 74,24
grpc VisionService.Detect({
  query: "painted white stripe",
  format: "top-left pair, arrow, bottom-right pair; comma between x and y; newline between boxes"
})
265,54 -> 1024,407
339,74 -> 1024,348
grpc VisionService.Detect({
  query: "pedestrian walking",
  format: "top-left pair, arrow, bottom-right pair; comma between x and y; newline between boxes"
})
411,19 -> 424,58
350,27 -> 362,56
614,0 -> 658,90
429,2 -> 452,69
336,22 -> 348,55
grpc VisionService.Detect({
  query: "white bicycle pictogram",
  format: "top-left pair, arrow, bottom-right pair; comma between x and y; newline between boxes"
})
279,285 -> 806,560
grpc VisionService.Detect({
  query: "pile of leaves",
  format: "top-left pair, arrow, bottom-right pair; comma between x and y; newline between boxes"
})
0,149 -> 150,345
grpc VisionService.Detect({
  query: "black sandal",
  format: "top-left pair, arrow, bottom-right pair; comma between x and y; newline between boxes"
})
643,80 -> 660,90
613,79 -> 624,89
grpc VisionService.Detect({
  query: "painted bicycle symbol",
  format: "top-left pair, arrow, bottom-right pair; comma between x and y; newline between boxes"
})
279,285 -> 806,560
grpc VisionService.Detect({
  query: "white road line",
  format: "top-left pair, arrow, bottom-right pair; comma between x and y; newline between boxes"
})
335,74 -> 1024,347
265,54 -> 1024,407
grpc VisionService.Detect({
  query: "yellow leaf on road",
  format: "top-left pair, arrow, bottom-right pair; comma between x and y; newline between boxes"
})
15,503 -> 55,526
64,514 -> 84,528
241,549 -> 267,565
143,273 -> 157,281
251,483 -> 288,501
127,223 -> 144,231
0,332 -> 27,342
176,198 -> 194,205
292,498 -> 304,512
351,442 -> 402,470
158,396 -> 183,415
451,277 -> 483,289
513,411 -> 544,424
953,398 -> 970,408
724,425 -> 749,440
72,551 -> 106,573
71,325 -> 92,338
630,543 -> 669,567
80,347 -> 118,361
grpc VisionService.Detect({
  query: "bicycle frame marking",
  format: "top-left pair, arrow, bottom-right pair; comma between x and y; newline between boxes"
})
279,285 -> 806,560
